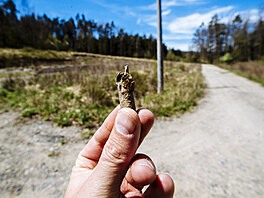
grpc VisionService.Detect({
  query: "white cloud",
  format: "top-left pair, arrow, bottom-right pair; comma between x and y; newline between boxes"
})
141,14 -> 157,27
166,42 -> 191,51
167,6 -> 234,34
163,34 -> 193,40
137,18 -> 141,25
148,21 -> 157,28
235,9 -> 260,23
140,8 -> 171,28
140,0 -> 205,11
140,2 -> 156,10
162,0 -> 181,9
219,8 -> 260,24
85,0 -> 137,18
162,9 -> 172,16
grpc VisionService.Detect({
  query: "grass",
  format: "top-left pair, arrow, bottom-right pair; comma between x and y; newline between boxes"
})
0,47 -> 155,68
81,130 -> 95,140
0,71 -> 30,79
0,55 -> 205,138
0,47 -> 188,69
48,151 -> 60,157
0,47 -> 72,68
60,138 -> 68,145
218,61 -> 264,86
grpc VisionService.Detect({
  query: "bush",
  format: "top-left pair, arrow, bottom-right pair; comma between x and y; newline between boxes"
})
21,107 -> 37,117
220,53 -> 233,63
261,56 -> 264,63
166,52 -> 181,61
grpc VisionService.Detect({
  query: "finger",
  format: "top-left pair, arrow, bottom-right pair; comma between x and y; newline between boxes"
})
143,173 -> 175,198
94,108 -> 141,187
77,107 -> 154,169
137,109 -> 154,146
124,153 -> 156,189
76,105 -> 120,169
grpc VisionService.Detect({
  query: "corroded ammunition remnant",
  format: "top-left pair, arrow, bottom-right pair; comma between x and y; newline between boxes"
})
116,65 -> 136,111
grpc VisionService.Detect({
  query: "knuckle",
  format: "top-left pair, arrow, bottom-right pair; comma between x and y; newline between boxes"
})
103,141 -> 129,166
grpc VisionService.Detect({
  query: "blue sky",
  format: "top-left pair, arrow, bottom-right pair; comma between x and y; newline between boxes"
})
15,0 -> 264,51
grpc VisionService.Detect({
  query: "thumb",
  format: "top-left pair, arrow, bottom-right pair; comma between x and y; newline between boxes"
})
93,108 -> 141,191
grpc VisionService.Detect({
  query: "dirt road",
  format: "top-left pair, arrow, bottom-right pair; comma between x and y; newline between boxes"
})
1,64 -> 264,197
139,64 -> 264,197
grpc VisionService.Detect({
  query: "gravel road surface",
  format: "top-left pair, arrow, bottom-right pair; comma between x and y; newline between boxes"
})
139,64 -> 264,197
0,64 -> 263,197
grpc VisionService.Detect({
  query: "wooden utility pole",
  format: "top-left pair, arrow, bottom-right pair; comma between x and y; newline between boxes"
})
157,0 -> 163,93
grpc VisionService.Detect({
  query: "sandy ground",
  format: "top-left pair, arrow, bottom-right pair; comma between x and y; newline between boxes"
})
0,64 -> 264,197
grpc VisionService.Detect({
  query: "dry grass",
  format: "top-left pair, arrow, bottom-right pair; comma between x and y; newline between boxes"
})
0,47 -> 72,68
0,47 -> 188,69
0,52 -> 205,131
219,61 -> 264,85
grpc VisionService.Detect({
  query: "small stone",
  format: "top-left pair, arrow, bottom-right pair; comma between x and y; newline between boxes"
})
49,147 -> 55,152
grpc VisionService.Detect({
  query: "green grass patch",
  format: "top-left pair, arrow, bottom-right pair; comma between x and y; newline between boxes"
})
81,130 -> 95,140
48,151 -> 60,157
21,107 -> 37,117
0,62 -> 205,129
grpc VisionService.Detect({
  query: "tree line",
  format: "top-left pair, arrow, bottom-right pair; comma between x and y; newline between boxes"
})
193,12 -> 264,63
0,0 -> 168,59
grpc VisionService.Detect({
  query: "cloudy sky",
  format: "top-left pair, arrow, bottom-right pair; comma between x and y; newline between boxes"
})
15,0 -> 264,51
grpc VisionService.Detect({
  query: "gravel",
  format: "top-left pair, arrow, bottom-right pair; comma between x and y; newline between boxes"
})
139,64 -> 264,197
0,111 -> 86,198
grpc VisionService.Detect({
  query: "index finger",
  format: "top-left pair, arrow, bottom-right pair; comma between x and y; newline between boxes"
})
78,105 -> 120,167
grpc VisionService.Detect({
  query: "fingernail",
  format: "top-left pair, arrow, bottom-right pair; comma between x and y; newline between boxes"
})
116,108 -> 136,136
134,159 -> 156,171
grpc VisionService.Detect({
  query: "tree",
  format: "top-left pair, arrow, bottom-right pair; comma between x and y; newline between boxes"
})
0,0 -> 168,59
193,13 -> 264,63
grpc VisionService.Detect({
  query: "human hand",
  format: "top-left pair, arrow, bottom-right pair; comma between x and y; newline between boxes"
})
64,106 -> 174,198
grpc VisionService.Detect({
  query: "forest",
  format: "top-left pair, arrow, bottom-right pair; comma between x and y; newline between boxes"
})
1,0 -> 264,64
193,13 -> 264,63
0,0 -> 168,59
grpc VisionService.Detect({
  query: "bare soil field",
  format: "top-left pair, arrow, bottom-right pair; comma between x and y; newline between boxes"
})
0,64 -> 264,198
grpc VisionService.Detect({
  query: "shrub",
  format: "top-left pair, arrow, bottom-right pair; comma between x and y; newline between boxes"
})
261,56 -> 264,63
220,53 -> 233,63
21,107 -> 37,117
166,52 -> 181,61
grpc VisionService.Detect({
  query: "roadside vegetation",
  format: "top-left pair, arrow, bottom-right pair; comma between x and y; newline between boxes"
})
0,57 -> 205,130
218,61 -> 264,86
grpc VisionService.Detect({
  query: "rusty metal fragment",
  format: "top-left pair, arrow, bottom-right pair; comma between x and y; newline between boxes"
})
116,65 -> 136,111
